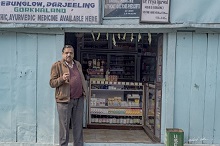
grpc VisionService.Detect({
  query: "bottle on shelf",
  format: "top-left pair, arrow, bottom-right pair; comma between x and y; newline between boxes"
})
123,116 -> 127,124
97,59 -> 100,68
98,115 -> 101,123
126,116 -> 130,124
105,69 -> 110,81
91,115 -> 95,123
116,117 -> 120,124
94,115 -> 98,123
106,115 -> 109,124
119,116 -> 123,124
129,116 -> 133,125
112,117 -> 117,124
92,59 -> 96,68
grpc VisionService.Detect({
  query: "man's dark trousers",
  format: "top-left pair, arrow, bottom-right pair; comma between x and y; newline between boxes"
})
57,97 -> 84,146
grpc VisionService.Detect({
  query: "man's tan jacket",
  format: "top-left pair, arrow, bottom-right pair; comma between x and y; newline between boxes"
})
49,59 -> 88,102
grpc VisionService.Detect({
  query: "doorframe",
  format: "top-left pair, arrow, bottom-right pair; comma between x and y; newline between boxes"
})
161,33 -> 176,143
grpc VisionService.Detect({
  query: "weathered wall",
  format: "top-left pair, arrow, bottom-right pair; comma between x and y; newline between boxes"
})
0,31 -> 64,144
1,30 -> 220,145
1,0 -> 220,31
170,0 -> 220,23
174,32 -> 220,144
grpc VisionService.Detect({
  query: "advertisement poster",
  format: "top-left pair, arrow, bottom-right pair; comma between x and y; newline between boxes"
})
104,0 -> 141,18
140,0 -> 170,23
0,0 -> 100,24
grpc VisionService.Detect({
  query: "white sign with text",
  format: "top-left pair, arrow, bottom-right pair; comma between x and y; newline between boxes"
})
0,0 -> 100,24
140,0 -> 170,23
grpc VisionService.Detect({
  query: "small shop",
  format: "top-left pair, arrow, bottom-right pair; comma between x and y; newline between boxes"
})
0,0 -> 169,144
6,0 -> 220,145
65,32 -> 163,143
61,0 -> 168,142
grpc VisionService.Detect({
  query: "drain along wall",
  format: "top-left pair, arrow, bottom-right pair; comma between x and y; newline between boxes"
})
174,32 -> 220,144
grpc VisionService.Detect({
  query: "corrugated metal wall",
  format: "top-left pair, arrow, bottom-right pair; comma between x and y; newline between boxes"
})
174,32 -> 220,144
0,31 -> 64,144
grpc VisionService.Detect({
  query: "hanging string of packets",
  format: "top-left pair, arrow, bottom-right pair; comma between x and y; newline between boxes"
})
90,32 -> 152,46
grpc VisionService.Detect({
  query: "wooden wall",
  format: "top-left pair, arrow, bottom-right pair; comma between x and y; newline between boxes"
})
174,32 -> 220,144
1,31 -> 220,145
0,31 -> 63,144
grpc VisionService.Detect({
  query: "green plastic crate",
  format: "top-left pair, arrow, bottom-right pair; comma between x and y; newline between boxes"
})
166,128 -> 184,146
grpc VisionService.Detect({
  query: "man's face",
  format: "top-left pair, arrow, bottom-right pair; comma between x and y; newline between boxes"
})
62,47 -> 74,63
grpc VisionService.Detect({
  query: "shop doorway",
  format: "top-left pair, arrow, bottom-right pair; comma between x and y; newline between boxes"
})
65,32 -> 163,143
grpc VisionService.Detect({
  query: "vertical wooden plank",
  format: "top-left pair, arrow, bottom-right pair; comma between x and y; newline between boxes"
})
0,32 -> 15,63
10,32 -> 18,143
0,32 -> 17,142
166,33 -> 176,128
37,34 -> 56,143
37,34 -> 64,144
16,33 -> 37,142
160,33 -> 168,142
202,34 -> 218,144
189,33 -> 207,144
54,34 -> 64,144
213,34 -> 220,144
174,32 -> 193,143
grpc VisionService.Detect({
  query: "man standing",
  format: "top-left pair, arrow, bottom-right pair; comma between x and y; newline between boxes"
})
50,45 -> 88,146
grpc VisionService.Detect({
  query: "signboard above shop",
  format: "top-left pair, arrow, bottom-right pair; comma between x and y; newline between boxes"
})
140,0 -> 170,23
0,0 -> 100,24
104,0 -> 141,18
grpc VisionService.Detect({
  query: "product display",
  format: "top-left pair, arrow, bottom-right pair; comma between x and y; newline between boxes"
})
90,115 -> 143,125
88,81 -> 145,126
141,57 -> 156,83
146,84 -> 156,131
77,33 -> 162,139
109,54 -> 136,81
81,53 -> 107,79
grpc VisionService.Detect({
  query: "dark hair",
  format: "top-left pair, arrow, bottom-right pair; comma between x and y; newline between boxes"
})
62,45 -> 74,52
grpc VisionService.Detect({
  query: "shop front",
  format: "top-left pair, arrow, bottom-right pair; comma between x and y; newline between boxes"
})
0,29 -> 166,145
1,0 -> 220,146
65,32 -> 163,143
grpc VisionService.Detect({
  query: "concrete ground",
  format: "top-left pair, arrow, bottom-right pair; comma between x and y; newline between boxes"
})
69,129 -> 152,143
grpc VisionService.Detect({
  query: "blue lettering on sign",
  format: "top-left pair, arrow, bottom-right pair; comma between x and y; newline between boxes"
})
85,15 -> 98,22
60,15 -> 84,22
46,2 -> 95,8
8,14 -> 36,21
0,1 -> 95,8
37,14 -> 58,21
0,14 -> 8,21
0,1 -> 43,7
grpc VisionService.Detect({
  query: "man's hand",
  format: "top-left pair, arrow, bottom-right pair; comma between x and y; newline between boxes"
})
63,73 -> 69,82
